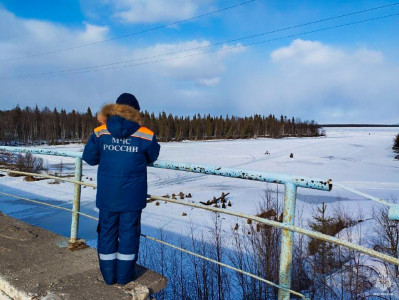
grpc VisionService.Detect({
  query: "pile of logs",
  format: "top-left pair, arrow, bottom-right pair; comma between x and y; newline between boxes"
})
200,192 -> 231,208
162,192 -> 193,200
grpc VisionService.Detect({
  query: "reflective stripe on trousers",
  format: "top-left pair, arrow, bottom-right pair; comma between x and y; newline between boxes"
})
99,253 -> 136,261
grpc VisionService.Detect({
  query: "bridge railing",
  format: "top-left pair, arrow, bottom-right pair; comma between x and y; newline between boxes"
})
0,146 -> 398,300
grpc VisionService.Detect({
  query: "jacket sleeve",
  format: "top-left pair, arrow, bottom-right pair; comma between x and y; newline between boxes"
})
145,135 -> 160,164
82,132 -> 101,166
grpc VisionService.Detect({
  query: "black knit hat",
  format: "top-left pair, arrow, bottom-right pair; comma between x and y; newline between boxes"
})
116,93 -> 140,111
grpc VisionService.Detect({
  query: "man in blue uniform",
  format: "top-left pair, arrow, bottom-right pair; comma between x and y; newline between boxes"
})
82,93 -> 160,285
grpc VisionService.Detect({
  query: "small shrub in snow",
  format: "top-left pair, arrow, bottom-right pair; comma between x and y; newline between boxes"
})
15,153 -> 44,173
0,152 -> 16,166
373,205 -> 399,266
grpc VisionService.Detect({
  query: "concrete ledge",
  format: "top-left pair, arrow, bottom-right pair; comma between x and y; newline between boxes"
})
0,212 -> 167,299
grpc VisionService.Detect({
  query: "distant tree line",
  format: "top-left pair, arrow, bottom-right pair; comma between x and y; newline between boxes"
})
0,105 -> 323,144
0,105 -> 97,145
142,111 -> 323,141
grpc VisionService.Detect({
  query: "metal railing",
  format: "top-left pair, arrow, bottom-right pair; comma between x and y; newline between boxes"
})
0,146 -> 398,300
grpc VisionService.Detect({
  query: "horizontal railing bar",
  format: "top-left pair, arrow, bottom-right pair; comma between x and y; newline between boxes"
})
150,160 -> 332,191
0,146 -> 83,158
0,167 -> 397,266
0,190 -> 307,299
0,168 -> 96,188
0,146 -> 332,191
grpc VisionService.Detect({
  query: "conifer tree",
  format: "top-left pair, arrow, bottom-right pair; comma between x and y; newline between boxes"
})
393,134 -> 399,153
308,203 -> 340,298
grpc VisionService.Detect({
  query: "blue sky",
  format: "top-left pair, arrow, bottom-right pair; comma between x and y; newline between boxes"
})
0,0 -> 398,123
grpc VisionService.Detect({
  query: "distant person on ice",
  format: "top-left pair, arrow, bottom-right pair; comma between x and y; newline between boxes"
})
82,93 -> 160,285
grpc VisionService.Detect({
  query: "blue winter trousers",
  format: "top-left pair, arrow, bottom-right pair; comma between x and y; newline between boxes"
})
97,209 -> 142,285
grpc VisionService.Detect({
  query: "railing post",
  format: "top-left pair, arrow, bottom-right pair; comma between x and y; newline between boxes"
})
69,156 -> 82,244
278,183 -> 297,300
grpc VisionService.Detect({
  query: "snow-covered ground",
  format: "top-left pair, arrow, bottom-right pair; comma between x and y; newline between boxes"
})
0,127 -> 398,245
1,127 -> 398,298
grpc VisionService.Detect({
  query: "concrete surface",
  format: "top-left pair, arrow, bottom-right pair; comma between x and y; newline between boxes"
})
0,211 -> 167,300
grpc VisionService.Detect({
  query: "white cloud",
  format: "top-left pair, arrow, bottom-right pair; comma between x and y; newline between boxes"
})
108,0 -> 203,23
130,40 -> 243,82
233,39 -> 399,123
271,39 -> 345,66
0,9 -> 111,66
78,22 -> 109,42
0,8 -> 242,115
219,43 -> 246,56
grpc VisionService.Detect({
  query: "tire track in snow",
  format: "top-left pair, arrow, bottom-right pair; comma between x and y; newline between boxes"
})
152,153 -> 258,188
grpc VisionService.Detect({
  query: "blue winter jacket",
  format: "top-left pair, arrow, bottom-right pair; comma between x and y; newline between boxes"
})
82,104 -> 160,211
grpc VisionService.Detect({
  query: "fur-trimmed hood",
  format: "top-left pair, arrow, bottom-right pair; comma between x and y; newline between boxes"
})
99,103 -> 143,125
98,103 -> 143,138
